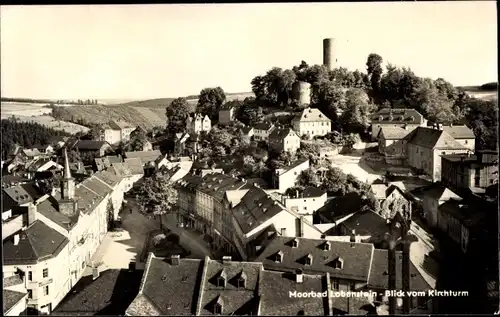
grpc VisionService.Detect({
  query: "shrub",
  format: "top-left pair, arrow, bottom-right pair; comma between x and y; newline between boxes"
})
152,233 -> 167,246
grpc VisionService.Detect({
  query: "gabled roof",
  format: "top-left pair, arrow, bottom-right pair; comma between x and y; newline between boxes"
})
378,126 -> 410,140
127,254 -> 204,316
442,125 -> 475,139
438,198 -> 492,230
94,170 -> 121,188
253,236 -> 374,281
73,140 -> 110,151
340,209 -> 396,239
123,158 -> 145,175
412,183 -> 462,201
196,173 -> 250,202
124,150 -> 162,165
315,192 -> 364,223
371,108 -> 424,124
3,220 -> 69,265
198,259 -> 262,315
3,289 -> 27,315
293,108 -> 331,122
253,122 -> 274,131
269,128 -> 298,141
232,187 -> 287,235
22,148 -> 41,157
108,120 -> 133,130
405,127 -> 468,149
276,159 -> 309,176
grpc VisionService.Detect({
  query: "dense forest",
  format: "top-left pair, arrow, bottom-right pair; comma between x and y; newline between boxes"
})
1,118 -> 71,160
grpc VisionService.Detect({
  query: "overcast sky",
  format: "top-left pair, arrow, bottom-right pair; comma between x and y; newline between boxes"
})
1,2 -> 497,100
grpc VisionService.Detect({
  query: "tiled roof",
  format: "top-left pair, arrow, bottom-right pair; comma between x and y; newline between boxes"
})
94,170 -> 121,188
108,120 -> 133,130
412,183 -> 461,201
124,150 -> 162,165
293,108 -> 331,122
176,173 -> 204,192
196,173 -> 249,202
302,186 -> 326,198
3,185 -> 35,205
74,140 -> 109,151
371,108 -> 424,124
269,127 -> 298,141
442,125 -> 475,139
340,210 -> 393,238
240,127 -> 253,134
367,249 -> 431,291
123,158 -> 144,175
3,275 -> 24,288
405,127 -> 467,149
3,220 -> 69,265
109,163 -> 132,178
3,289 -> 27,314
259,270 -> 327,315
232,187 -> 287,235
276,159 -> 309,176
438,199 -> 491,230
442,153 -> 498,165
379,127 -> 410,140
52,269 -> 143,316
129,254 -> 204,315
22,148 -> 41,157
315,192 -> 364,223
37,197 -> 78,230
198,259 -> 262,315
254,122 -> 274,131
253,236 -> 374,281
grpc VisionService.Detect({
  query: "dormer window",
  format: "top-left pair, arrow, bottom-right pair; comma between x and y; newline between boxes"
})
333,257 -> 343,269
379,116 -> 384,121
322,241 -> 331,251
275,250 -> 284,263
237,271 -> 247,288
216,270 -> 227,287
305,254 -> 313,266
291,238 -> 299,248
214,297 -> 223,315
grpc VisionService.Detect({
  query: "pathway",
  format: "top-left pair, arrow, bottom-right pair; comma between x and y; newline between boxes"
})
331,154 -> 382,184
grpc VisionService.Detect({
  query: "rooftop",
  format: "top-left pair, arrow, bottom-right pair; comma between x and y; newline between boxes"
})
124,150 -> 162,165
254,122 -> 275,131
3,220 -> 69,265
371,108 -> 424,124
269,127 -> 298,141
405,127 -> 467,150
293,108 -> 331,122
378,126 -> 411,140
3,289 -> 27,315
441,125 -> 475,139
73,140 -> 110,151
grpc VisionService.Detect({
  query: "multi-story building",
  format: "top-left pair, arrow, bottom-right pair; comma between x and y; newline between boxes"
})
127,253 -> 374,316
268,127 -> 300,153
405,126 -> 470,182
377,126 -> 411,165
292,107 -> 331,138
100,120 -> 135,145
71,140 -> 113,158
2,149 -> 142,315
186,113 -> 211,134
280,187 -> 327,223
442,125 -> 476,151
412,183 -> 462,229
370,108 -> 426,141
218,104 -> 235,125
123,150 -> 162,167
441,151 -> 498,190
253,123 -> 275,142
271,159 -> 310,193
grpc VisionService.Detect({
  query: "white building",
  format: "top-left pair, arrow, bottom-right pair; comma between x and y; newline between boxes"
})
271,159 -> 310,193
292,108 -> 331,138
280,187 -> 327,223
101,120 -> 135,145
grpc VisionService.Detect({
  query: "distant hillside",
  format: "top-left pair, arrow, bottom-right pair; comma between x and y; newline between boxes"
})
458,82 -> 498,102
50,92 -> 255,130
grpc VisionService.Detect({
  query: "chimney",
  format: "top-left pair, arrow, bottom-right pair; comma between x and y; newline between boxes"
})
295,269 -> 304,283
171,254 -> 180,266
27,202 -> 37,226
92,267 -> 100,280
14,234 -> 20,246
222,256 -> 232,264
321,234 -> 326,239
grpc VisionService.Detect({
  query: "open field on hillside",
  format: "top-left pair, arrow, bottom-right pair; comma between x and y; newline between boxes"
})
4,115 -> 89,134
465,91 -> 497,101
115,92 -> 254,108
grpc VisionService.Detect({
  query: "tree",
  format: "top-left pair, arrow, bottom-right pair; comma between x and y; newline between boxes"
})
340,88 -> 376,134
36,175 -> 61,195
315,80 -> 346,121
135,172 -> 178,231
197,87 -> 226,119
297,169 -> 320,187
106,198 -> 115,231
166,97 -> 191,134
366,53 -> 383,103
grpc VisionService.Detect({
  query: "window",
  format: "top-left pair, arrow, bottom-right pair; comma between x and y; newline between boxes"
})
332,279 -> 339,290
465,140 -> 468,144
43,268 -> 48,278
281,228 -> 287,236
349,282 -> 356,291
214,303 -> 222,315
28,290 -> 33,299
28,271 -> 33,281
305,255 -> 312,265
44,285 -> 49,296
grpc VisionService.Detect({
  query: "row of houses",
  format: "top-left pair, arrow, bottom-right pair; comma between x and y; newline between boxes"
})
2,149 -> 145,315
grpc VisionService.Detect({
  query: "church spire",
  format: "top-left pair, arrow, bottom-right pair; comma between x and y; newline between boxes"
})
63,147 -> 72,180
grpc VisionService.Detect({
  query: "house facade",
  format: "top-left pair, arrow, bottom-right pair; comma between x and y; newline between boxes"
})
268,128 -> 300,153
442,125 -> 476,151
414,184 -> 462,228
253,123 -> 275,142
441,151 -> 498,190
405,127 -> 470,182
377,127 -> 411,165
186,113 -> 211,134
272,159 -> 310,193
292,107 -> 331,138
218,106 -> 235,125
370,108 -> 426,141
280,187 -> 327,223
101,120 -> 134,145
